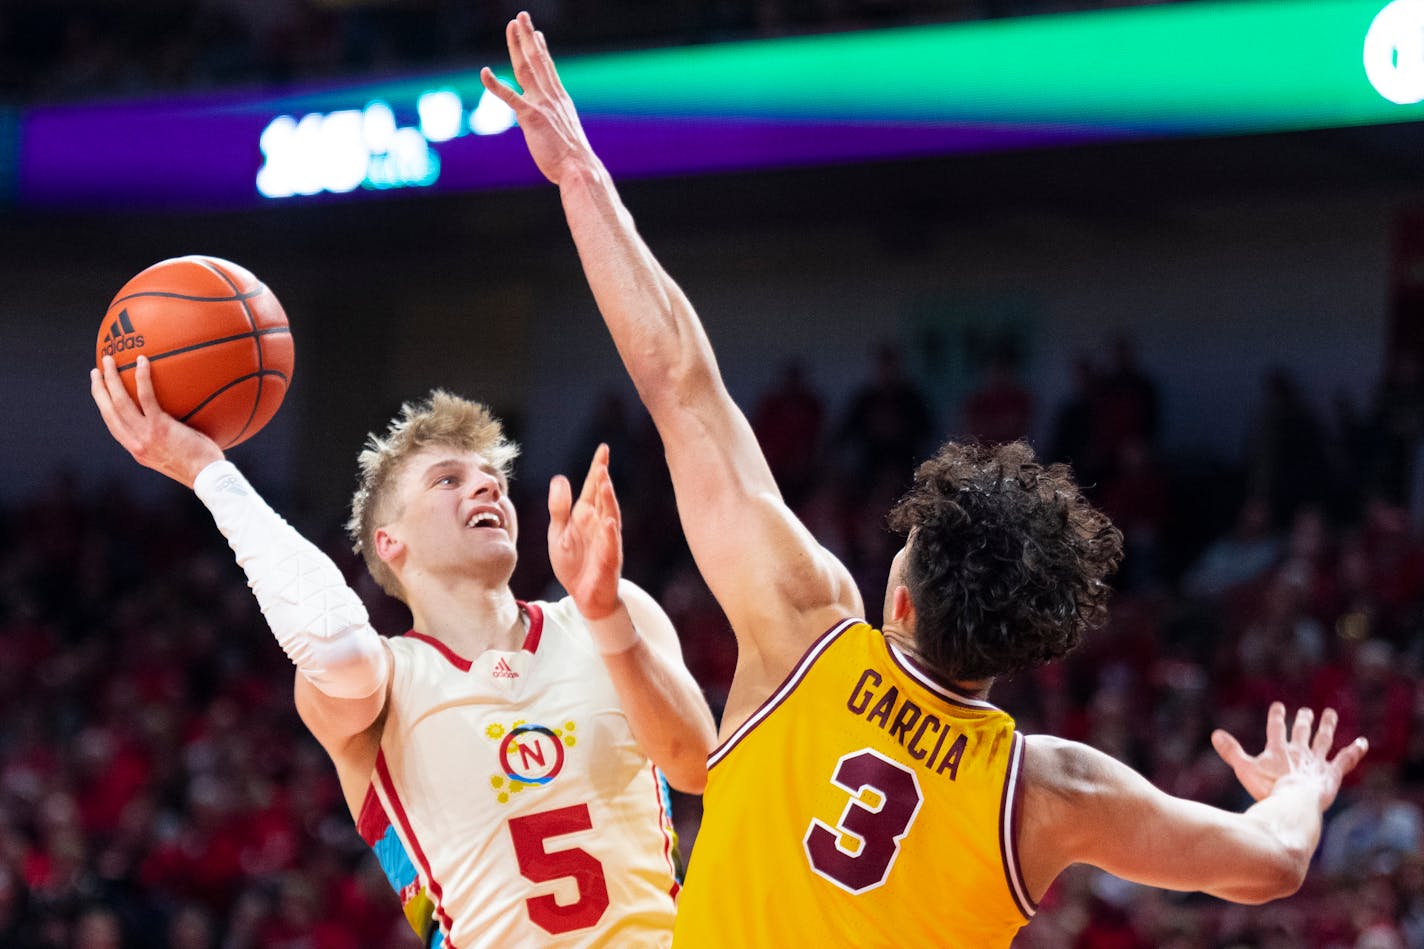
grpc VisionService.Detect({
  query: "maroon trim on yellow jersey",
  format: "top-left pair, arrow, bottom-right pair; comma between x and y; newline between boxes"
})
706,617 -> 861,770
998,732 -> 1037,920
885,641 -> 1003,712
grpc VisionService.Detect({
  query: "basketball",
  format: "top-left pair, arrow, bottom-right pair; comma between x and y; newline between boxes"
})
96,255 -> 294,449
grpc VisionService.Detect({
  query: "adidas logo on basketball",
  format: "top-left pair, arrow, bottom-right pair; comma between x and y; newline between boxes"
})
492,658 -> 518,679
99,309 -> 145,357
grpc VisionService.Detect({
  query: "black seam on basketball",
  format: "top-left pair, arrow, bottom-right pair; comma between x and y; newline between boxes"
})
178,369 -> 289,444
114,327 -> 290,372
201,260 -> 267,445
109,288 -> 267,306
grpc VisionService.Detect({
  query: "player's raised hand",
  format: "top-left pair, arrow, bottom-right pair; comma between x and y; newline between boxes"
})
547,444 -> 624,621
1211,702 -> 1368,809
480,11 -> 595,187
91,354 -> 223,488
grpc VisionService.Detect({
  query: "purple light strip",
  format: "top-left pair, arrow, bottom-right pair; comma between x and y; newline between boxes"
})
19,107 -> 1125,211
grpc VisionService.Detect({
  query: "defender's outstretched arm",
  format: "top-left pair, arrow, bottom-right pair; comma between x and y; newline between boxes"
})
1020,703 -> 1368,904
482,15 -> 862,699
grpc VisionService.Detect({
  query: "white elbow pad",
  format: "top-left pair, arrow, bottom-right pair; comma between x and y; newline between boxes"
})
194,461 -> 390,699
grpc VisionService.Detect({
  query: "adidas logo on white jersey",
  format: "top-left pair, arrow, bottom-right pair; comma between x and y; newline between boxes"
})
492,658 -> 519,679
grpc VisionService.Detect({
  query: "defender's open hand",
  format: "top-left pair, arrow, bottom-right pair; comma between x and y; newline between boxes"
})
480,11 -> 596,187
1212,702 -> 1368,809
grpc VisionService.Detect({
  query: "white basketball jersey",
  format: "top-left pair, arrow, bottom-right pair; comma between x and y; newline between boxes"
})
355,599 -> 679,949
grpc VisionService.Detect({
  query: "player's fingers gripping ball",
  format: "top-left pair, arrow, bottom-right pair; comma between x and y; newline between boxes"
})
96,255 -> 294,448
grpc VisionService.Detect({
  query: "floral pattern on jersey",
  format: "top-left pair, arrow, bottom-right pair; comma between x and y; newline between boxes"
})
486,719 -> 579,804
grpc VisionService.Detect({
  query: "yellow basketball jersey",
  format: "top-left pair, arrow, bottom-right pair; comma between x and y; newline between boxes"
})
673,619 -> 1034,948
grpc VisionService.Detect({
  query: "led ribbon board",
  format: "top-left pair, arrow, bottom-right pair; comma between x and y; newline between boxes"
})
16,0 -> 1424,209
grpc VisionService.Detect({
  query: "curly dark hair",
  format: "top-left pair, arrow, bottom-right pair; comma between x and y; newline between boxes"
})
886,440 -> 1123,684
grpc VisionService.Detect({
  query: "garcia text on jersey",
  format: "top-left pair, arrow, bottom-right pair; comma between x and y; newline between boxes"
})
846,668 -> 968,780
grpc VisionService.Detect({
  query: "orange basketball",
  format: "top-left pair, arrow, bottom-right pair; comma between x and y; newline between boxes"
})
96,255 -> 294,449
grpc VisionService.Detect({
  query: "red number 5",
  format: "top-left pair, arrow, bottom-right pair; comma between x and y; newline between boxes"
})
508,804 -> 610,934
803,749 -> 923,893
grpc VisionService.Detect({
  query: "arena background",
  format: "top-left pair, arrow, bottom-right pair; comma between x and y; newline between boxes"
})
3,1 -> 1424,947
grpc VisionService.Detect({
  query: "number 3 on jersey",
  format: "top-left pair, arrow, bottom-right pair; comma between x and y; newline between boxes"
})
508,804 -> 610,934
803,748 -> 924,893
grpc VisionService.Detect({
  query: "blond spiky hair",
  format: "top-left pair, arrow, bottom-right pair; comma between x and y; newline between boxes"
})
346,389 -> 520,600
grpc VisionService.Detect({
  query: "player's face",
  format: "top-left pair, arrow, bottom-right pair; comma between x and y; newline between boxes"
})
387,447 -> 519,580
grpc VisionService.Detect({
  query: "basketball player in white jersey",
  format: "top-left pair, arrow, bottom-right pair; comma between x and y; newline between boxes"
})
91,357 -> 716,948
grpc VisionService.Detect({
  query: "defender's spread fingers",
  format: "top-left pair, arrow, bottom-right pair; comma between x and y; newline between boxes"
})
1312,708 -> 1338,757
1265,701 -> 1287,748
1291,707 -> 1314,747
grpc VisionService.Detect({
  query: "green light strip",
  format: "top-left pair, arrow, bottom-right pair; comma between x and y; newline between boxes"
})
559,1 -> 1418,130
256,1 -> 1422,135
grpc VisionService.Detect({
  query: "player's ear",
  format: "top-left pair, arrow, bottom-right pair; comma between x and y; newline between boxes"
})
890,585 -> 915,626
374,527 -> 405,564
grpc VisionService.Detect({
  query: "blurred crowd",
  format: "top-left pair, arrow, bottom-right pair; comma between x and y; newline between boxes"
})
1,0 -> 1195,105
2,1 -> 1419,946
2,330 -> 1422,948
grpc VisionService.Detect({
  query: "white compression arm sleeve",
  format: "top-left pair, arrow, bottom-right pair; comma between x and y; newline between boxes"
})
193,460 -> 390,699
